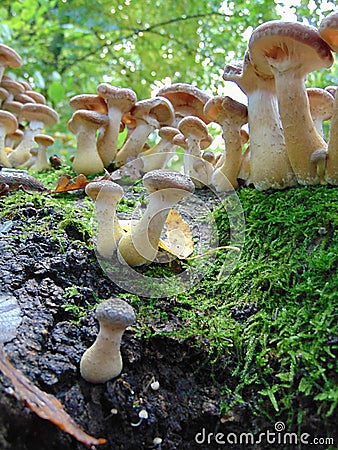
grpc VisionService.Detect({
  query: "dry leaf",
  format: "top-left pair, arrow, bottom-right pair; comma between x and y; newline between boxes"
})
53,174 -> 89,193
159,209 -> 194,259
0,348 -> 106,448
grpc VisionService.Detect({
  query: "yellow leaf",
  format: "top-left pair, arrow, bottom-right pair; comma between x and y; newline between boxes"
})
158,209 -> 194,259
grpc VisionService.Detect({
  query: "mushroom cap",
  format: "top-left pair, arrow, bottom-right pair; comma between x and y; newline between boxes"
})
0,110 -> 18,133
97,84 -> 137,113
0,87 -> 8,102
178,115 -> 209,141
95,298 -> 135,328
70,94 -> 108,114
202,150 -> 216,164
68,109 -> 108,133
21,103 -> 59,127
0,44 -> 22,68
85,179 -> 124,202
24,90 -> 46,104
156,83 -> 211,124
2,100 -> 23,117
14,93 -> 36,104
1,79 -> 25,95
142,169 -> 195,193
307,87 -> 334,121
158,125 -> 180,141
131,97 -> 175,127
204,95 -> 248,126
325,85 -> 337,97
172,133 -> 188,149
248,20 -> 334,77
19,80 -> 32,90
310,148 -> 327,163
34,133 -> 55,147
319,11 -> 338,52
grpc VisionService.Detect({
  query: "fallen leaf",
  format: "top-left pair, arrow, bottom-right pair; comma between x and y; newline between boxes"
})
159,209 -> 194,259
0,348 -> 106,448
53,174 -> 89,193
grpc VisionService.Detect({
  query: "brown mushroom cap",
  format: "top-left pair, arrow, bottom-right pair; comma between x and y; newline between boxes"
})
319,11 -> 338,52
0,87 -> 8,103
249,20 -> 333,78
95,298 -> 135,329
143,169 -> 195,193
0,111 -> 18,134
131,97 -> 175,127
68,110 -> 109,134
14,93 -> 36,104
85,179 -> 124,202
97,84 -> 137,113
178,115 -> 209,141
204,95 -> 248,126
307,87 -> 334,122
2,100 -> 23,117
70,94 -> 108,114
34,133 -> 55,147
1,79 -> 25,96
24,90 -> 46,104
158,126 -> 180,141
172,133 -> 188,149
21,103 -> 59,127
156,83 -> 211,124
0,44 -> 22,69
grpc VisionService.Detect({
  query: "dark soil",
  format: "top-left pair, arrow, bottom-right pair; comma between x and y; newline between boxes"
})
0,192 -> 335,450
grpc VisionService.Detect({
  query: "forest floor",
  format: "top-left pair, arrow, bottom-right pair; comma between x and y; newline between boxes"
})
0,168 -> 337,450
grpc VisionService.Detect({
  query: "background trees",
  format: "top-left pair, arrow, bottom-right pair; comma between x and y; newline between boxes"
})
0,0 -> 336,130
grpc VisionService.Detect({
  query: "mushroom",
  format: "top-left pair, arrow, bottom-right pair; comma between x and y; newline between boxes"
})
85,179 -> 124,259
80,298 -> 135,383
115,97 -> 174,167
204,95 -> 248,191
0,111 -> 18,167
156,83 -> 211,126
24,90 -> 46,104
117,169 -> 194,266
178,115 -> 213,188
307,87 -> 334,138
319,11 -> 338,185
96,84 -> 137,167
0,79 -> 25,102
248,20 -> 333,185
68,110 -> 108,175
223,52 -> 296,190
0,45 -> 22,81
8,103 -> 59,167
34,134 -> 55,172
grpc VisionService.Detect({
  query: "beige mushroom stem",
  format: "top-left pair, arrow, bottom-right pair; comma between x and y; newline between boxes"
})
319,11 -> 338,185
205,96 -> 248,191
223,53 -> 296,190
117,170 -> 194,266
0,111 -> 18,167
85,180 -> 124,259
96,84 -> 137,167
68,110 -> 108,175
249,21 -> 333,185
139,126 -> 179,172
115,97 -> 174,167
8,103 -> 59,167
80,298 -> 135,383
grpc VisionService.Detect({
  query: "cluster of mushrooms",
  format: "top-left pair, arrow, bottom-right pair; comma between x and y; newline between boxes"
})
66,11 -> 338,192
0,44 -> 59,172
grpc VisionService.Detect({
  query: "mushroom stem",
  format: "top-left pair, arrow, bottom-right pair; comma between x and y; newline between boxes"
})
326,90 -> 338,185
269,66 -> 327,185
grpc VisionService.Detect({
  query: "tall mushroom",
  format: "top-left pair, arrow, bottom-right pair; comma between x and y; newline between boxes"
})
85,179 -> 124,258
115,97 -> 174,167
204,95 -> 248,191
96,84 -> 137,167
117,169 -> 194,266
223,52 -> 296,190
80,298 -> 135,383
319,11 -> 338,185
68,110 -> 108,175
0,111 -> 18,167
8,103 -> 59,167
248,20 -> 333,185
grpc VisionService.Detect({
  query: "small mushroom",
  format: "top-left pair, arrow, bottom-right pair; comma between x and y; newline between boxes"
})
117,169 -> 194,266
68,110 -> 108,175
34,134 -> 55,172
80,298 -> 135,383
85,179 -> 124,259
307,87 -> 334,138
115,97 -> 174,167
96,84 -> 137,167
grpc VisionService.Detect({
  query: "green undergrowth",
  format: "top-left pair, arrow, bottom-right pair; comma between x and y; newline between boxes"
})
167,186 -> 338,434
